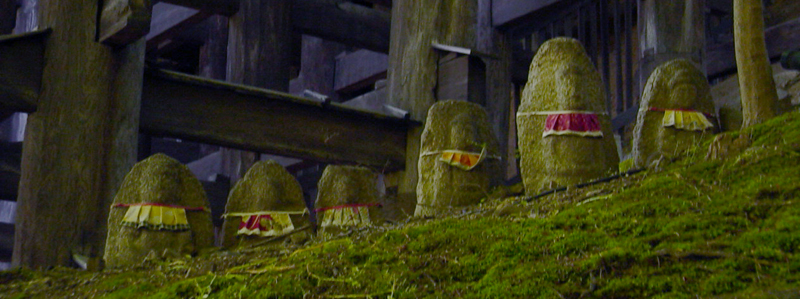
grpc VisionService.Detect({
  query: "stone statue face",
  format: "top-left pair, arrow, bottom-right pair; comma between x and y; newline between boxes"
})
524,38 -> 605,112
647,59 -> 710,109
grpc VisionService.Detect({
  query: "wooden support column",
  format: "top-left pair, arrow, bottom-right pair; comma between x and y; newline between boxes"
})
295,35 -> 346,102
225,0 -> 292,181
476,0 -> 514,180
13,1 -> 145,268
387,0 -> 480,208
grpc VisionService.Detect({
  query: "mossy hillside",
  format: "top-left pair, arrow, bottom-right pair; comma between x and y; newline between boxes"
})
2,112 -> 800,298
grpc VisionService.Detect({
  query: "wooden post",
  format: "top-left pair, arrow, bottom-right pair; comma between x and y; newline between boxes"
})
224,0 -> 292,181
297,35 -> 345,102
388,0 -> 514,208
476,0 -> 513,180
12,0 -> 144,268
638,0 -> 706,89
734,0 -> 778,128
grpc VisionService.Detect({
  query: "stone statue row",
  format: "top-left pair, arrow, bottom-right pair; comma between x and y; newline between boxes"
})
102,37 -> 715,268
415,37 -> 715,215
104,154 -> 383,268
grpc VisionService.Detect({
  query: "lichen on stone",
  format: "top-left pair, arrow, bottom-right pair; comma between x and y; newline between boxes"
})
632,59 -> 716,167
221,160 -> 310,248
415,100 -> 501,217
516,37 -> 619,195
315,165 -> 383,236
104,153 -> 213,268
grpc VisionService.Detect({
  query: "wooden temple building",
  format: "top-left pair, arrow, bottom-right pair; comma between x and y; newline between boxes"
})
0,0 -> 799,269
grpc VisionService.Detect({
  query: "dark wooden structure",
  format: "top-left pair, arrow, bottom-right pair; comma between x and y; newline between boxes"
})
0,0 -> 799,268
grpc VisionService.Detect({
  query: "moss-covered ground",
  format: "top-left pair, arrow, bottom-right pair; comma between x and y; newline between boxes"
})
3,111 -> 800,298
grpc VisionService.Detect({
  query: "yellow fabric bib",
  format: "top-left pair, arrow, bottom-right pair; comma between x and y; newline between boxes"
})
319,205 -> 372,228
439,149 -> 484,170
121,205 -> 190,231
661,110 -> 714,131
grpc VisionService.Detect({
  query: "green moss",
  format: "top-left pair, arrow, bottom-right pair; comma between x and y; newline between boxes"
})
4,110 -> 800,298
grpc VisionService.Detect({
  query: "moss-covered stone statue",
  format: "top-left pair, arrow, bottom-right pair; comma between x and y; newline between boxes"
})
104,154 -> 214,268
632,59 -> 716,167
221,160 -> 311,248
516,37 -> 619,195
415,100 -> 501,217
315,165 -> 382,236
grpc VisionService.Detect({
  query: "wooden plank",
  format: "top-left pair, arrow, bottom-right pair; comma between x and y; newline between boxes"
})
0,29 -> 50,113
159,0 -> 239,16
707,18 -> 800,77
334,49 -> 388,94
140,68 -> 413,170
492,0 -> 567,27
0,0 -> 16,35
99,0 -> 152,46
293,0 -> 390,53
145,2 -> 210,52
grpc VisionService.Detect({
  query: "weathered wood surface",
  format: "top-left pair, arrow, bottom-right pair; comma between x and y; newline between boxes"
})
734,0 -> 778,128
13,0 -> 144,268
225,0 -> 292,181
141,68 -> 411,170
159,0 -> 239,16
0,0 -> 16,34
294,35 -> 346,102
198,15 -> 228,80
0,29 -> 49,113
334,49 -> 388,95
99,0 -> 152,46
708,17 -> 800,77
492,0 -> 565,27
145,2 -> 210,52
294,0 -> 391,53
436,53 -> 486,106
388,0 -> 486,207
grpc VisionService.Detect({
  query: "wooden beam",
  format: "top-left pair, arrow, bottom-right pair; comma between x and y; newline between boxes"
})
145,2 -> 211,52
707,17 -> 800,77
0,29 -> 50,114
492,0 -> 567,27
140,68 -> 412,170
99,0 -> 152,46
293,0 -> 391,53
159,0 -> 239,16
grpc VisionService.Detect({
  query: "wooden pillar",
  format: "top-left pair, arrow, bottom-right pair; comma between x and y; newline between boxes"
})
13,0 -> 144,267
224,0 -> 292,181
638,0 -> 706,89
387,0 -> 481,205
198,15 -> 228,81
734,0 -> 778,128
476,0 -> 513,181
296,35 -> 345,102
